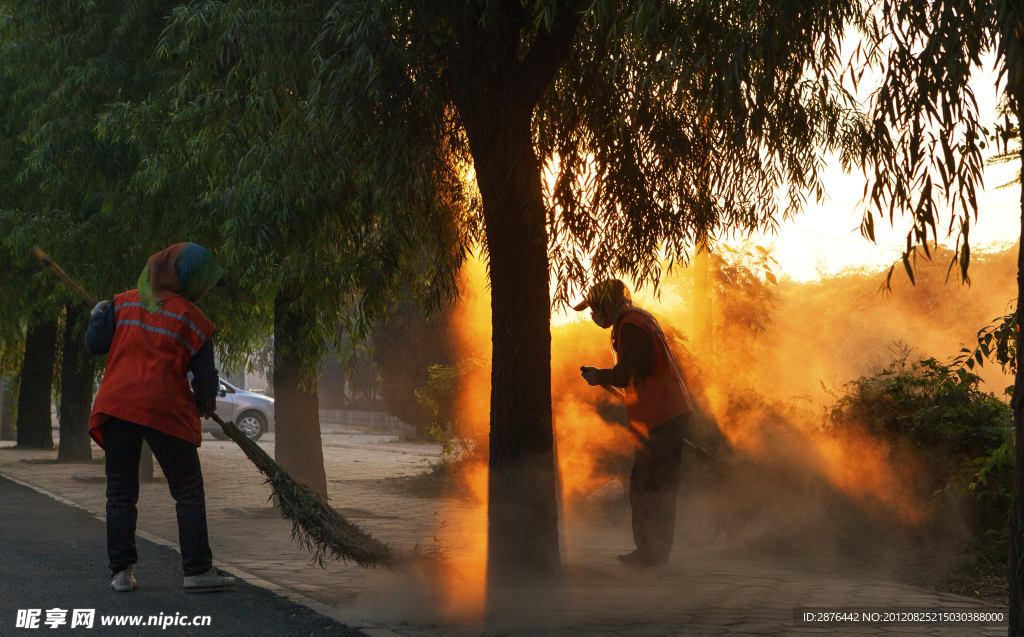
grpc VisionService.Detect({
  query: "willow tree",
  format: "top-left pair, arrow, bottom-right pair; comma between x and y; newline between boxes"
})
0,10 -> 63,451
0,0 -> 190,288
845,0 -> 1024,630
306,0 -> 868,586
0,0 -> 407,480
0,0 -> 226,458
100,0 -> 473,497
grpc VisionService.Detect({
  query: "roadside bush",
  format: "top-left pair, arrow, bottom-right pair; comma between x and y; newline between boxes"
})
414,359 -> 488,461
827,342 -> 1013,539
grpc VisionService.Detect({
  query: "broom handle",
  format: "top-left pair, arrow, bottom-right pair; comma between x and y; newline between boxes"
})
208,412 -> 240,435
599,383 -> 624,399
31,248 -> 98,306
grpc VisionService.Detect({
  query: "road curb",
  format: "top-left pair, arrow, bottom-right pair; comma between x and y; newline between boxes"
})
0,469 -> 394,634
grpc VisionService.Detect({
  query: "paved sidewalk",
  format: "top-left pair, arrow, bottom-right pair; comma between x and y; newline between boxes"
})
0,426 -> 1008,636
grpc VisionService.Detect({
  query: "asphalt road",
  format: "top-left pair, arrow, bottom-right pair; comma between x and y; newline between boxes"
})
0,475 -> 361,636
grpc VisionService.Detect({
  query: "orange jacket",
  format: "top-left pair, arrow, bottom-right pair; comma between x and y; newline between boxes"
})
614,308 -> 693,439
89,289 -> 215,447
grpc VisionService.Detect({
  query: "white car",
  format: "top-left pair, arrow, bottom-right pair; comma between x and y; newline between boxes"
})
203,380 -> 275,441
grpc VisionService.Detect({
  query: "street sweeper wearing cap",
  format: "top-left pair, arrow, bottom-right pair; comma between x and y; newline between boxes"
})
84,243 -> 235,594
576,279 -> 693,566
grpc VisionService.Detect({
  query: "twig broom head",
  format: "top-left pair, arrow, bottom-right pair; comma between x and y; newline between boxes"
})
212,414 -> 394,568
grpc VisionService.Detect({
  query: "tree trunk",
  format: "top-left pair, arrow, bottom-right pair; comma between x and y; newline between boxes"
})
57,303 -> 94,461
1010,136 -> 1024,636
461,102 -> 561,586
273,288 -> 328,498
0,375 -> 14,441
16,314 -> 58,449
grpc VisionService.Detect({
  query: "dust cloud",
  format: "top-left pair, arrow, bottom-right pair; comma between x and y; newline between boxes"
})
353,242 -> 1017,627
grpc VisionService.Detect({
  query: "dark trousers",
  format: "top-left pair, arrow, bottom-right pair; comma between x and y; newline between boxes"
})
630,413 -> 688,562
101,418 -> 212,577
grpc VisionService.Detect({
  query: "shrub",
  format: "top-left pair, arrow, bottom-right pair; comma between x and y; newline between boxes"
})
828,343 -> 1013,536
414,359 -> 488,461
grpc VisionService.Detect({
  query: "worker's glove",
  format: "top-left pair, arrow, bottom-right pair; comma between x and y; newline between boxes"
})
91,300 -> 109,318
580,366 -> 600,386
198,398 -> 216,419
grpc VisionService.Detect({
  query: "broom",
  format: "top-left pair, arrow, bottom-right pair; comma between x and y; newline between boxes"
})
32,247 -> 395,568
207,412 -> 393,567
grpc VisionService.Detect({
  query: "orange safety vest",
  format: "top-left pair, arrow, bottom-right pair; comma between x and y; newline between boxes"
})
89,289 -> 216,448
613,308 -> 693,440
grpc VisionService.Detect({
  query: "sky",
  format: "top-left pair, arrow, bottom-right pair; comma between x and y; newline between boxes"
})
739,55 -> 1021,282
741,160 -> 1020,283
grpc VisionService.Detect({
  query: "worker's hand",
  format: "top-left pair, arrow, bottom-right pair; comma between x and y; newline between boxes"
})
91,300 -> 109,318
198,401 -> 216,419
580,366 -> 600,386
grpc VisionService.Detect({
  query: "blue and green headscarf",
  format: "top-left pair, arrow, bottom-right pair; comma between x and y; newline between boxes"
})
138,243 -> 225,313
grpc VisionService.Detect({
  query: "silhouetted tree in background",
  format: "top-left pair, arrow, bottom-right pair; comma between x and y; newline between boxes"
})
373,295 -> 456,440
15,313 -> 56,449
57,303 -> 93,461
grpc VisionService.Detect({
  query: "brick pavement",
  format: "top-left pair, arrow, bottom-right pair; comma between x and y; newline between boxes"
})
0,425 -> 1008,636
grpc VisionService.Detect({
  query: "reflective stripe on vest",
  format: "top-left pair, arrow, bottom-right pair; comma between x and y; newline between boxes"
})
113,302 -> 210,341
113,301 -> 208,356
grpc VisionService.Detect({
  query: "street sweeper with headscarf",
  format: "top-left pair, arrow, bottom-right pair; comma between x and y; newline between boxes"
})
85,243 -> 235,593
576,279 -> 693,566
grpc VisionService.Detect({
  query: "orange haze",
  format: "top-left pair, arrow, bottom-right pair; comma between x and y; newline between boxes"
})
435,242 -> 1017,612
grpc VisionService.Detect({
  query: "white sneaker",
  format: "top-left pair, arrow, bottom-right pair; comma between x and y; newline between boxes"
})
183,569 -> 235,593
111,567 -> 136,592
